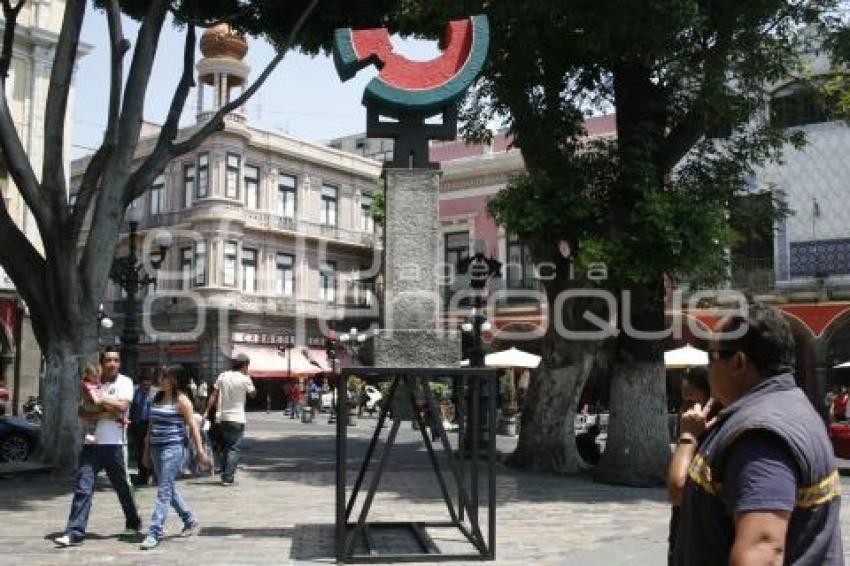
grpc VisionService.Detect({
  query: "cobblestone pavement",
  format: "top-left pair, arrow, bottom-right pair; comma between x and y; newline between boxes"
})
1,412 -> 848,565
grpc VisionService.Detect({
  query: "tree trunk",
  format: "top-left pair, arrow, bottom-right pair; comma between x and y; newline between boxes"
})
34,327 -> 99,474
506,340 -> 596,474
594,359 -> 670,486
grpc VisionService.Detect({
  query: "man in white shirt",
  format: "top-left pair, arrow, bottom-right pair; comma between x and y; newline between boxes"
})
55,346 -> 141,546
204,353 -> 255,486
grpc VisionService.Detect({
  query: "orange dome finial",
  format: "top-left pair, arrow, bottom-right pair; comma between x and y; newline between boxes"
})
200,23 -> 248,60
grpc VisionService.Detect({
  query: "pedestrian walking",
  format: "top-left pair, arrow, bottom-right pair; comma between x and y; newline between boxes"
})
673,304 -> 843,565
666,365 -> 712,565
203,353 -> 255,486
288,381 -> 303,419
140,364 -> 209,550
54,346 -> 141,547
129,374 -> 155,486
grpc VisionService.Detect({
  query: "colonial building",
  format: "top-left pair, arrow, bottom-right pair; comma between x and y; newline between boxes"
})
72,26 -> 382,399
0,0 -> 88,413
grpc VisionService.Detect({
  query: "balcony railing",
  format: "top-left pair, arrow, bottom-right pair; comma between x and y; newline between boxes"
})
123,205 -> 380,248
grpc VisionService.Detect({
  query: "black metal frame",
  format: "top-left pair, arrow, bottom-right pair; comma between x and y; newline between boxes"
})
336,367 -> 498,563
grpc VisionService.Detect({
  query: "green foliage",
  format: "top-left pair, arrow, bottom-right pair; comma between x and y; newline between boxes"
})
370,180 -> 385,227
428,381 -> 449,402
478,0 -> 838,294
98,0 -> 485,56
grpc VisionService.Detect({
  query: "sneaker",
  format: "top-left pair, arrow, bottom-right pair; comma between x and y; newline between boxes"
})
119,528 -> 142,540
140,535 -> 159,550
179,521 -> 199,538
54,534 -> 82,547
221,479 -> 234,486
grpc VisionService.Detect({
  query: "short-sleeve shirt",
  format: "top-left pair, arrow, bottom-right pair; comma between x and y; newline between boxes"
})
721,431 -> 800,514
215,371 -> 255,424
95,373 -> 134,445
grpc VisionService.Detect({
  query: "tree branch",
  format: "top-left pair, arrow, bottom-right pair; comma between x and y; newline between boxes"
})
659,11 -> 737,172
0,0 -> 25,80
71,0 -> 129,241
42,0 -> 86,214
170,0 -> 320,158
0,0 -> 44,224
0,196 -> 50,348
124,23 -> 196,204
109,0 -> 169,175
0,82 -> 49,229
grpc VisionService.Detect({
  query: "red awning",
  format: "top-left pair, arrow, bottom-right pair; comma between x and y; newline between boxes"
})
231,345 -> 323,380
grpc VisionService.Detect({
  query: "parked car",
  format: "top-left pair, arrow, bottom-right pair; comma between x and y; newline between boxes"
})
0,415 -> 39,463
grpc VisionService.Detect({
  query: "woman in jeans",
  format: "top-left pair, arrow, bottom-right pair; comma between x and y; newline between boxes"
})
141,364 -> 210,550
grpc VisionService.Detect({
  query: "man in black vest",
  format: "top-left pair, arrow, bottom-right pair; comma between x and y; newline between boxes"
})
674,303 -> 843,565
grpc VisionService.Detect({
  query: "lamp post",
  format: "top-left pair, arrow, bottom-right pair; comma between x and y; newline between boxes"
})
109,207 -> 171,380
326,324 -> 339,424
97,303 -> 114,345
458,242 -> 501,452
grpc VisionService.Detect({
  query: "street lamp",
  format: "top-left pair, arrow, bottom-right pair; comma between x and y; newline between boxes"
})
458,243 -> 501,453
97,303 -> 113,346
326,323 -> 339,424
109,207 -> 171,380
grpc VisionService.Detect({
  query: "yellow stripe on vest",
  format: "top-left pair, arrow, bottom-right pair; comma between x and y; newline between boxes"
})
796,471 -> 841,509
688,453 -> 721,496
689,454 -> 841,509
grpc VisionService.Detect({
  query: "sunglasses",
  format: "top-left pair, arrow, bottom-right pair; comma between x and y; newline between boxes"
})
708,349 -> 737,361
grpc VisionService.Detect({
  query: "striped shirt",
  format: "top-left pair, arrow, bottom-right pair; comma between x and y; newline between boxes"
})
149,402 -> 186,446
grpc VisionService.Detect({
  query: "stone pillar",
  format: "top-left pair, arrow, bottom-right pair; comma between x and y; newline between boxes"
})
196,78 -> 204,117
374,168 -> 459,368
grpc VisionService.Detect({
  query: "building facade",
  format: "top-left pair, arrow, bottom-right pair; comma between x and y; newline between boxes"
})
72,26 -> 382,397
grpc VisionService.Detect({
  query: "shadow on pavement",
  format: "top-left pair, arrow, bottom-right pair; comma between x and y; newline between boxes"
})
239,431 -> 668,507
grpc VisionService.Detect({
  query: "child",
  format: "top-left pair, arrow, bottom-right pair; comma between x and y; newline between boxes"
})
80,362 -> 130,444
80,362 -> 101,444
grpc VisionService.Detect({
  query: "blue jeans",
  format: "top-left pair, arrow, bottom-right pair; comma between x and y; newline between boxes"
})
66,444 -> 141,541
288,400 -> 301,418
220,421 -> 245,483
148,442 -> 195,539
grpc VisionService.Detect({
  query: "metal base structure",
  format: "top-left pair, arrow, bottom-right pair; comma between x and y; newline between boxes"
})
336,367 -> 498,563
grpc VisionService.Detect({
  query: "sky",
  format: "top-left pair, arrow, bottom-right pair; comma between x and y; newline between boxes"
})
71,7 -> 440,159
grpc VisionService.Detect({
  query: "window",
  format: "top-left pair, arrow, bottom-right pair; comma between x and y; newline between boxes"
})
771,87 -> 835,129
320,261 -> 336,303
196,153 -> 209,198
356,265 -> 374,307
321,184 -> 338,226
242,248 -> 257,292
276,253 -> 295,296
183,164 -> 195,208
129,197 -> 142,210
226,153 -> 240,199
360,192 -> 374,232
444,231 -> 470,282
244,165 -> 259,209
277,174 -> 296,219
194,241 -> 206,286
150,175 -> 165,215
223,241 -> 237,287
506,234 -> 536,290
180,247 -> 192,289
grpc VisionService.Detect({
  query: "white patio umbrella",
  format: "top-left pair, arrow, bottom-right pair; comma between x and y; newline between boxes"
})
460,347 -> 542,369
664,345 -> 709,369
834,361 -> 850,369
